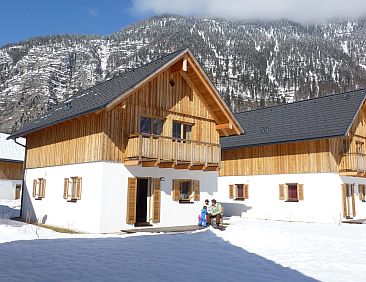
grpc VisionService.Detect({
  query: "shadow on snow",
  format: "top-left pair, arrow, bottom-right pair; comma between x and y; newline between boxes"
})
0,230 -> 318,282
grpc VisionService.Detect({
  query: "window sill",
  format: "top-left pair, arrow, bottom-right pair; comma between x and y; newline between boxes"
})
67,199 -> 78,203
34,197 -> 43,201
234,198 -> 245,201
179,200 -> 194,204
285,199 -> 299,202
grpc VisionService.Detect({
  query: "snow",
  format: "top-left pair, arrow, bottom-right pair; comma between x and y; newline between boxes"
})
0,201 -> 365,281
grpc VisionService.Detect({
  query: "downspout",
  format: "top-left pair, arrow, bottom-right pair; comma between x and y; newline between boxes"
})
13,138 -> 27,219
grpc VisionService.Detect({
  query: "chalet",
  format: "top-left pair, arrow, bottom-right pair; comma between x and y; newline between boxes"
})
9,49 -> 242,233
217,90 -> 366,223
0,133 -> 25,200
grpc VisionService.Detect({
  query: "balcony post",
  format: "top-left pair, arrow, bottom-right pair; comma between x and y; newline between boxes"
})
139,134 -> 142,162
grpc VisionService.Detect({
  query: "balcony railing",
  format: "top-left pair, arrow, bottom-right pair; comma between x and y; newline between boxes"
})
339,153 -> 366,173
125,133 -> 220,166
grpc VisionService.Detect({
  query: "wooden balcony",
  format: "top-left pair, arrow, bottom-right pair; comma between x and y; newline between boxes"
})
125,133 -> 220,170
339,153 -> 366,175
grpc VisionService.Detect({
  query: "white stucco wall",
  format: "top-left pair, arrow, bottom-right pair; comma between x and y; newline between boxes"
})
23,162 -> 218,233
217,173 -> 366,224
0,179 -> 21,200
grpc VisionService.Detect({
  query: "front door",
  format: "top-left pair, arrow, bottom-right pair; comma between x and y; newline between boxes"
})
342,184 -> 356,219
136,178 -> 150,225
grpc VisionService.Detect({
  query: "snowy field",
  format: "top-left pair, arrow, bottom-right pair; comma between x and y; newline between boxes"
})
0,200 -> 365,282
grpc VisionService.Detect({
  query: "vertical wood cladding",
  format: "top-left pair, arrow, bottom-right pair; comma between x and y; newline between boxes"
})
26,69 -> 219,168
0,161 -> 23,180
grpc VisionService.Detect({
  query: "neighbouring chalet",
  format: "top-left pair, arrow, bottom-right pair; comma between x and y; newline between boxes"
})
9,49 -> 242,232
0,133 -> 25,200
217,89 -> 366,223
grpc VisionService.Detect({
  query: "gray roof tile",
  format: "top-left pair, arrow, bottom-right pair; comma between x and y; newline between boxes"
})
221,89 -> 366,149
10,49 -> 185,138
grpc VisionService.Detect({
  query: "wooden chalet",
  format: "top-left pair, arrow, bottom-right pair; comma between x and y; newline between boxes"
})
9,49 -> 242,232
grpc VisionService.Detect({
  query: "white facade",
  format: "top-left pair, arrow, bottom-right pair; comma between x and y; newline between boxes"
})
23,161 -> 218,233
216,173 -> 366,224
0,179 -> 22,200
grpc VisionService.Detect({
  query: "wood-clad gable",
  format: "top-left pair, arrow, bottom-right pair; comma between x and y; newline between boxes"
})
25,58 -> 226,169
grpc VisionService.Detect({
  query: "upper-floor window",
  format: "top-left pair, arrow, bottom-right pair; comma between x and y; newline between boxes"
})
140,117 -> 163,136
173,121 -> 192,141
342,139 -> 350,154
356,141 -> 364,154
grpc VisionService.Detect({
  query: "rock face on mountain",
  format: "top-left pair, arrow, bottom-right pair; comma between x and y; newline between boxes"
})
1,15 -> 366,133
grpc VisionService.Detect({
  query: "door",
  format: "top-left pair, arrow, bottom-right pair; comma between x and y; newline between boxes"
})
342,184 -> 356,218
136,178 -> 149,224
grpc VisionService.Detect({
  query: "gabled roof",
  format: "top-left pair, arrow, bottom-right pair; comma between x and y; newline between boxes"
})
221,89 -> 366,149
10,49 -> 242,139
0,133 -> 25,162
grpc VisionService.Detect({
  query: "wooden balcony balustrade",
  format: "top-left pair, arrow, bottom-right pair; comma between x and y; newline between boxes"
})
125,133 -> 220,169
339,153 -> 366,174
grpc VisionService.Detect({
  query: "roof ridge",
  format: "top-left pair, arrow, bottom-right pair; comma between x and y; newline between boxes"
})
66,49 -> 186,102
234,88 -> 366,115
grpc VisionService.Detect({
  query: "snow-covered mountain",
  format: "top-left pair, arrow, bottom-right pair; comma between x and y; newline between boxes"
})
1,15 -> 366,133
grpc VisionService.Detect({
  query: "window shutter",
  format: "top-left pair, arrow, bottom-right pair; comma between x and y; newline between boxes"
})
32,179 -> 37,198
76,178 -> 82,200
297,184 -> 304,201
193,180 -> 200,201
359,185 -> 365,201
229,185 -> 234,199
341,184 -> 347,218
233,185 -> 238,199
152,178 -> 161,223
63,178 -> 69,199
244,184 -> 249,199
41,179 -> 46,198
126,178 -> 137,224
279,184 -> 285,200
172,179 -> 180,201
351,184 -> 356,217
284,184 -> 288,200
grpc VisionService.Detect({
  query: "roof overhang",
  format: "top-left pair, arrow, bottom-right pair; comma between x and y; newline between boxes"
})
106,48 -> 243,136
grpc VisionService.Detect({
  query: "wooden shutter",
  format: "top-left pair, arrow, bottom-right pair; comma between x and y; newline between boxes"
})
40,179 -> 46,198
63,178 -> 69,199
244,184 -> 249,199
297,184 -> 304,201
359,185 -> 365,201
193,180 -> 200,201
126,178 -> 137,224
172,179 -> 181,201
76,178 -> 82,200
233,185 -> 238,199
32,179 -> 37,198
341,184 -> 347,218
152,178 -> 161,223
351,184 -> 356,217
279,184 -> 285,200
229,185 -> 234,199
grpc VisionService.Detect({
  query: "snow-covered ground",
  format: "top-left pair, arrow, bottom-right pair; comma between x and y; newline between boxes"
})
0,200 -> 365,281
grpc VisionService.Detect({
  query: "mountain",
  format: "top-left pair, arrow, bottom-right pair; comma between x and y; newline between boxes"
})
1,15 -> 366,133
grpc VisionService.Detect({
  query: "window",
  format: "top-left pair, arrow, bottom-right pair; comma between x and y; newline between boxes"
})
172,121 -> 192,141
139,116 -> 163,135
359,184 -> 366,202
64,177 -> 82,202
172,179 -> 200,202
356,141 -> 364,154
279,183 -> 304,202
229,184 -> 249,200
32,178 -> 46,200
342,139 -> 350,154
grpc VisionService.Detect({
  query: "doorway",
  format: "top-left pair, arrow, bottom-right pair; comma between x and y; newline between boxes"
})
135,178 -> 151,226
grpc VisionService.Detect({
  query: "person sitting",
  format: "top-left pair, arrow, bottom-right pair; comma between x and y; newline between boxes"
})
198,206 -> 208,227
206,199 -> 222,226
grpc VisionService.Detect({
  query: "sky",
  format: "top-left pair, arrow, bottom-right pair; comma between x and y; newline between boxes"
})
1,0 -> 366,47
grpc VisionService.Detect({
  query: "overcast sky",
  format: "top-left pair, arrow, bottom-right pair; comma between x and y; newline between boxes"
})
131,0 -> 366,23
